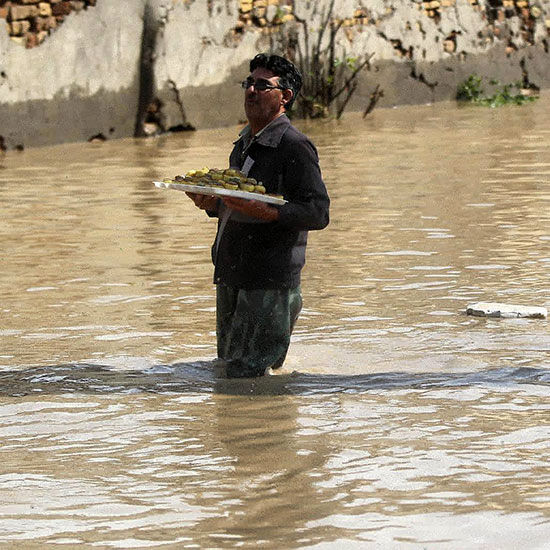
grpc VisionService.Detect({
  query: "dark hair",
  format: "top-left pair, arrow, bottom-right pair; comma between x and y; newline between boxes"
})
249,53 -> 302,111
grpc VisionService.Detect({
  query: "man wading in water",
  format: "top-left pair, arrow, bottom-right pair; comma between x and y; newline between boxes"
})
187,53 -> 330,378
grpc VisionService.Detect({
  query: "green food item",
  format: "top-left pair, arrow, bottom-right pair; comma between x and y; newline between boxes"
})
167,168 -> 277,197
223,182 -> 239,190
209,171 -> 223,180
239,182 -> 255,192
224,168 -> 245,178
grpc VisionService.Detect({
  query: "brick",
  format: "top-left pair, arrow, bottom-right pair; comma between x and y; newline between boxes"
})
33,15 -> 51,31
70,0 -> 85,11
443,39 -> 455,52
38,2 -> 52,16
10,19 -> 31,34
24,31 -> 37,48
9,5 -> 39,20
36,29 -> 47,43
10,35 -> 26,45
0,7 -> 9,19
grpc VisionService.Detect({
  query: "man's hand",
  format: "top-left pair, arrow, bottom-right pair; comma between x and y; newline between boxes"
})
186,192 -> 219,212
222,197 -> 279,222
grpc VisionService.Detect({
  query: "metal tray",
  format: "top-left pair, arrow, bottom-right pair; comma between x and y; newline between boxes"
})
153,181 -> 287,206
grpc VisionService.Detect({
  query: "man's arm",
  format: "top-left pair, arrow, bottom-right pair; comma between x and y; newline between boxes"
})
277,138 -> 330,231
221,196 -> 279,222
186,192 -> 220,216
218,138 -> 329,227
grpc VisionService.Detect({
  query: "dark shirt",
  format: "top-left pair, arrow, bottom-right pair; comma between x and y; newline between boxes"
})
212,114 -> 330,289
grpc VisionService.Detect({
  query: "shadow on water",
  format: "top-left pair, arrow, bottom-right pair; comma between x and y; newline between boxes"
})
1,361 -> 549,397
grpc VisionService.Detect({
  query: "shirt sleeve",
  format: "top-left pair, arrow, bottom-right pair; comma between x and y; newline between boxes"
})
277,137 -> 330,231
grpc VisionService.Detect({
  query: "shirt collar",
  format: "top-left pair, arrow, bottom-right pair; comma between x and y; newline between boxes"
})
235,114 -> 291,148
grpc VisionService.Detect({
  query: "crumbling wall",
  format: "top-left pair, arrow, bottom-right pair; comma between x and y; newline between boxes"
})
1,0 -> 550,150
265,0 -> 549,104
0,0 -> 146,150
1,0 -> 97,48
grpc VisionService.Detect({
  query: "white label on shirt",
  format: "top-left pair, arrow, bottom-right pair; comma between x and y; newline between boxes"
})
241,156 -> 255,176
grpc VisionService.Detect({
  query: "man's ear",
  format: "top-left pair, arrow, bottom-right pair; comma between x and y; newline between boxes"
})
282,88 -> 293,106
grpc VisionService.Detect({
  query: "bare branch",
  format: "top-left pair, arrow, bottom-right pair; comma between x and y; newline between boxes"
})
332,54 -> 373,102
336,80 -> 357,119
362,84 -> 384,118
285,2 -> 375,119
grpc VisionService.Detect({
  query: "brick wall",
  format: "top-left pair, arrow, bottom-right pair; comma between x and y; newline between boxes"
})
420,0 -> 544,48
0,0 -> 97,48
237,0 -> 293,31
231,0 -> 549,53
2,0 -> 548,52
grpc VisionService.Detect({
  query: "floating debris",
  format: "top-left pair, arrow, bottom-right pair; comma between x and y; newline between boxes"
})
466,302 -> 547,319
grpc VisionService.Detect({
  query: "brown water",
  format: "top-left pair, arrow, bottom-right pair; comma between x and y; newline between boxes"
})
1,95 -> 549,548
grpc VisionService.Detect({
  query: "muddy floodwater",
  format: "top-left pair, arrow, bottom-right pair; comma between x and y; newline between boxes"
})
1,95 -> 550,549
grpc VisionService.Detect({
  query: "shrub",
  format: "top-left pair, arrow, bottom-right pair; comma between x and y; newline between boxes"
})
457,74 -> 538,107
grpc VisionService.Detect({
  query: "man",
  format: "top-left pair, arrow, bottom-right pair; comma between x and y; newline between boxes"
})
187,53 -> 330,378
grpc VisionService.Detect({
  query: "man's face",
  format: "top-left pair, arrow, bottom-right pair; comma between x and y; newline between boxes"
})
244,67 -> 287,129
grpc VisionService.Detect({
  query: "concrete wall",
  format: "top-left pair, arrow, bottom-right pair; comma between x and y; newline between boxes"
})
1,0 -> 549,150
0,0 -> 146,149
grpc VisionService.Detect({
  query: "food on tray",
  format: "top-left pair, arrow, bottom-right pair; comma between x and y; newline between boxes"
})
164,167 -> 281,199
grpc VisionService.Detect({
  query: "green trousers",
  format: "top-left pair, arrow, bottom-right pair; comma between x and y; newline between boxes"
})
216,285 -> 302,378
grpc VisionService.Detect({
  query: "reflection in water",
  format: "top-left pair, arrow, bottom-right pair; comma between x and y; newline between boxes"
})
1,94 -> 550,547
0,366 -> 548,548
0,361 -> 549,397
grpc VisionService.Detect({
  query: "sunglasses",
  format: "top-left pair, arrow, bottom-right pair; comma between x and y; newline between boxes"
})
240,77 -> 285,92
